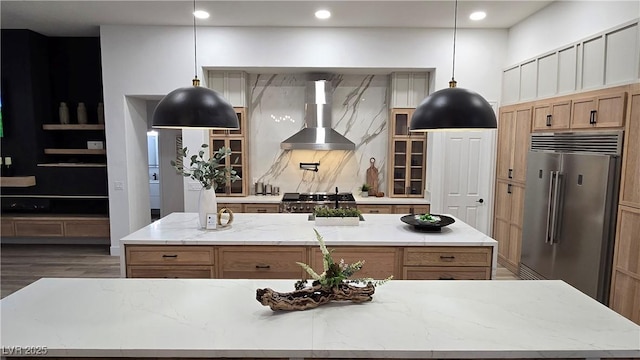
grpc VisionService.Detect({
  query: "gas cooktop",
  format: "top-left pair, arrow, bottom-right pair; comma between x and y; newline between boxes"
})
280,192 -> 356,213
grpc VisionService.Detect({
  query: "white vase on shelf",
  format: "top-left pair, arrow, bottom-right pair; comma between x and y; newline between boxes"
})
198,187 -> 218,229
77,102 -> 88,124
59,102 -> 70,124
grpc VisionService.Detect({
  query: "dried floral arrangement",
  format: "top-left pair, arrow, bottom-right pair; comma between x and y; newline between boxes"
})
256,229 -> 393,311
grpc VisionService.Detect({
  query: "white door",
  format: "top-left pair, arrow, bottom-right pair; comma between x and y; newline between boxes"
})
440,129 -> 496,235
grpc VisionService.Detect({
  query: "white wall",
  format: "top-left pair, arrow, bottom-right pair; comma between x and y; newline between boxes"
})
100,25 -> 508,254
507,1 -> 640,65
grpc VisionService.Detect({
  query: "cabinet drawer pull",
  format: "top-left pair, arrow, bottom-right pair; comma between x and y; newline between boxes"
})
508,169 -> 513,179
589,110 -> 597,124
255,264 -> 271,269
370,210 -> 380,213
439,255 -> 456,260
546,114 -> 552,126
162,254 -> 178,258
507,184 -> 512,194
257,209 -> 267,213
439,276 -> 455,280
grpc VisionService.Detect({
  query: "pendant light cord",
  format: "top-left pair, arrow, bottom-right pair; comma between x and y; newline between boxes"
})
450,0 -> 458,87
192,0 -> 199,84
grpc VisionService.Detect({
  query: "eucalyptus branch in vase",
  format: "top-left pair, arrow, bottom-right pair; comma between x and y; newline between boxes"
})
170,144 -> 240,190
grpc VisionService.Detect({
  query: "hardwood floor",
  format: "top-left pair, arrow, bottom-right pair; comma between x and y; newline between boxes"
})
1,244 -> 120,298
1,244 -> 520,299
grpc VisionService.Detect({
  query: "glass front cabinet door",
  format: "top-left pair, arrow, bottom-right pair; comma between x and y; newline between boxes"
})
389,109 -> 427,197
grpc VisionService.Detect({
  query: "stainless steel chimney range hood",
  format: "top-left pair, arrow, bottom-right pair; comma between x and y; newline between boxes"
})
280,80 -> 356,151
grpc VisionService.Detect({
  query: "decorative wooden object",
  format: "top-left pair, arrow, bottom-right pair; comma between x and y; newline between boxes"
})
366,157 -> 379,196
256,283 -> 375,311
255,229 -> 392,311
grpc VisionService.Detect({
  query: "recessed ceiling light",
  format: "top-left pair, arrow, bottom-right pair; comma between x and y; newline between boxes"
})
315,9 -> 331,20
193,10 -> 210,19
469,11 -> 486,21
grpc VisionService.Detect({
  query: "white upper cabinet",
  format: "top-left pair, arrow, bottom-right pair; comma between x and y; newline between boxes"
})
207,71 -> 249,107
390,72 -> 429,108
502,21 -> 639,104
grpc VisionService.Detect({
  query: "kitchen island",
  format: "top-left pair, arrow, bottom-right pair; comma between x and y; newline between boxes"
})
120,212 -> 497,280
1,278 -> 638,359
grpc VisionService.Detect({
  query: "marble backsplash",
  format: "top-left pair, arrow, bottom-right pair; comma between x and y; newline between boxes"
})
248,73 -> 389,195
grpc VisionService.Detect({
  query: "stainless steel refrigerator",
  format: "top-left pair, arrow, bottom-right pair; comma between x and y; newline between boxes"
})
520,131 -> 623,304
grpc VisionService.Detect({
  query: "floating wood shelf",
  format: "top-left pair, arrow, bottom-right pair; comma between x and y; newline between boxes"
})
0,176 -> 36,187
37,163 -> 107,168
42,124 -> 105,130
44,149 -> 106,155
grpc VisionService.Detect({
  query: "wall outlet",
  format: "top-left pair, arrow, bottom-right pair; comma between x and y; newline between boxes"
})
205,213 -> 217,230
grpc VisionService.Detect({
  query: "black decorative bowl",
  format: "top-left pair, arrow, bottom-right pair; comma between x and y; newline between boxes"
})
400,214 -> 455,232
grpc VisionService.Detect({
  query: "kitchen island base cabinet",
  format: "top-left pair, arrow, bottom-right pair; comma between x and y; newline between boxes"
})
310,247 -> 400,280
218,246 -> 307,279
404,266 -> 491,280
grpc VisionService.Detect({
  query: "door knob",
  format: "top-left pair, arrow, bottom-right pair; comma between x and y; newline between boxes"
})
476,198 -> 484,204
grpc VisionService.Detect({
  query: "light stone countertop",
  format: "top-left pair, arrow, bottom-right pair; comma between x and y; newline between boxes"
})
215,195 -> 430,205
1,278 -> 638,359
121,212 -> 493,248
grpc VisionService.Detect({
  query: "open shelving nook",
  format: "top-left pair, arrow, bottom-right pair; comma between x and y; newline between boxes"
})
40,123 -> 107,168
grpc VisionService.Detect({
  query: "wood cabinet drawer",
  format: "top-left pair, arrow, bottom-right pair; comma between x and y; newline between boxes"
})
127,266 -> 214,278
218,246 -> 306,279
358,205 -> 393,214
394,205 -> 430,214
217,203 -> 243,213
310,247 -> 399,280
126,246 -> 214,265
403,266 -> 491,280
14,220 -> 64,237
243,204 -> 280,213
64,219 -> 110,237
404,247 -> 492,267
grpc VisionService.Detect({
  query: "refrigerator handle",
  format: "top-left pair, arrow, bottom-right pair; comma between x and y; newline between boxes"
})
550,172 -> 563,244
545,171 -> 555,244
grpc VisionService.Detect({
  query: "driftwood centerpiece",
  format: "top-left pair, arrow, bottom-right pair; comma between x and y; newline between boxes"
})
256,229 -> 392,311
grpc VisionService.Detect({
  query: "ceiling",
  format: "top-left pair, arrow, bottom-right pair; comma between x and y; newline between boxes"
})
1,0 -> 553,37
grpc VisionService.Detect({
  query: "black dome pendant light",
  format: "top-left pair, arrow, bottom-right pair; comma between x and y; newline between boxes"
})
152,0 -> 239,130
409,0 -> 496,132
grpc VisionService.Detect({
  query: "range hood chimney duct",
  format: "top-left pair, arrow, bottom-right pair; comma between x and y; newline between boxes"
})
280,80 -> 355,151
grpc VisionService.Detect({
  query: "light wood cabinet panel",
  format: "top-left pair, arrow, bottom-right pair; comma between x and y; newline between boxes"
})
512,108 -> 532,183
1,219 -> 15,237
64,219 -> 110,237
127,266 -> 214,279
532,101 -> 571,131
620,90 -> 640,207
404,247 -> 492,267
358,204 -> 393,214
393,204 -> 430,214
218,246 -> 307,279
217,203 -> 244,213
243,204 -> 280,213
496,108 -> 514,180
612,206 -> 640,277
403,266 -> 491,280
609,271 -> 640,325
310,247 -> 399,280
388,108 -> 427,197
496,104 -> 531,183
14,221 -> 64,237
492,180 -> 525,274
126,246 -> 214,265
571,90 -> 626,129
